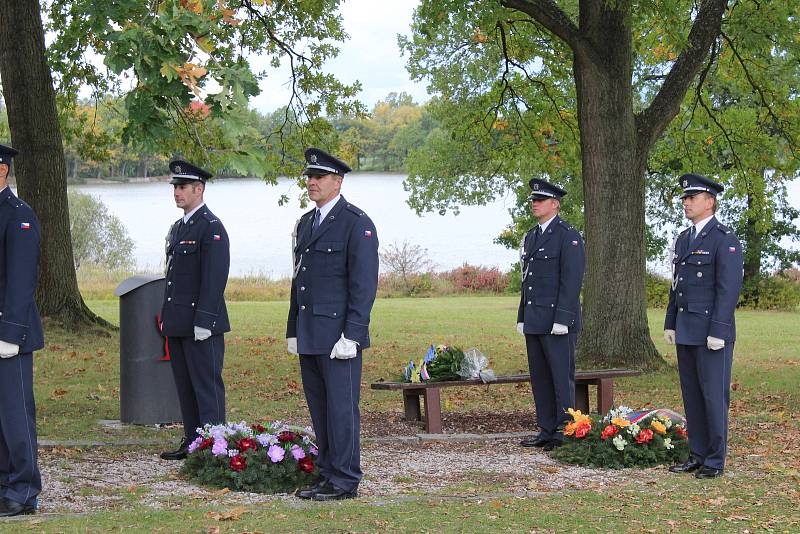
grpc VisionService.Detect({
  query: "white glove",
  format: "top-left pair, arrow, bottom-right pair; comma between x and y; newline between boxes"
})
193,326 -> 212,341
516,322 -> 524,335
287,337 -> 298,355
664,329 -> 676,345
707,336 -> 725,351
330,334 -> 358,360
0,340 -> 19,358
550,323 -> 568,335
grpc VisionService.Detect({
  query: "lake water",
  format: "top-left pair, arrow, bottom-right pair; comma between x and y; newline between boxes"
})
71,174 -> 521,277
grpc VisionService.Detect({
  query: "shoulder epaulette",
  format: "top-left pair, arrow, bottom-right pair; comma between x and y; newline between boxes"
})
715,223 -> 731,234
201,211 -> 221,224
345,203 -> 365,216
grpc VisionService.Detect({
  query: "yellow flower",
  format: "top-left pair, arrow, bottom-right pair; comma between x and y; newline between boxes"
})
611,417 -> 631,427
650,421 -> 667,435
567,408 -> 591,424
564,421 -> 577,436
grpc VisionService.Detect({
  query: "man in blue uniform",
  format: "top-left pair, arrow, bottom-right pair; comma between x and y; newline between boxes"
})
665,173 -> 743,479
159,160 -> 230,461
0,144 -> 43,517
287,148 -> 379,501
517,178 -> 585,451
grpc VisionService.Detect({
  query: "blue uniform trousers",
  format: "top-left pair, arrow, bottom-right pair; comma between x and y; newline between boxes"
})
0,353 -> 40,507
168,335 -> 226,441
525,333 -> 576,441
299,352 -> 362,492
676,343 -> 733,470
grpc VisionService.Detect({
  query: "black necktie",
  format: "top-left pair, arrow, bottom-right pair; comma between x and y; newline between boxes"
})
312,209 -> 321,233
689,226 -> 696,244
530,225 -> 542,250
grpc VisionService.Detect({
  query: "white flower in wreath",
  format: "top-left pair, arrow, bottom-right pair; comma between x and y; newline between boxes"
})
626,423 -> 640,437
663,438 -> 674,450
612,435 -> 627,451
660,417 -> 673,429
228,448 -> 240,457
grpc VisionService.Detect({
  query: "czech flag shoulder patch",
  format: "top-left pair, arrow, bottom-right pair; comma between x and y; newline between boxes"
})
20,222 -> 31,230
212,234 -> 221,241
364,230 -> 372,237
728,246 -> 736,252
571,240 -> 578,246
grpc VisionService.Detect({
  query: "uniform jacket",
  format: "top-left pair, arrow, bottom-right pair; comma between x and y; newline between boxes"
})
665,216 -> 743,345
0,187 -> 43,353
161,205 -> 230,337
517,215 -> 585,335
286,196 -> 379,355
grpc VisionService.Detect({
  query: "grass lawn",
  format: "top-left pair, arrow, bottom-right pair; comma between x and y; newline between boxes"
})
14,297 -> 800,532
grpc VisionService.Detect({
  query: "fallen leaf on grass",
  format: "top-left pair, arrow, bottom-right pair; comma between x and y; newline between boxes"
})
213,488 -> 231,496
205,506 -> 248,521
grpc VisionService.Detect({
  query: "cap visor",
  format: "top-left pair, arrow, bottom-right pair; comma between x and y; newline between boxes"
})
303,168 -> 330,176
170,177 -> 195,185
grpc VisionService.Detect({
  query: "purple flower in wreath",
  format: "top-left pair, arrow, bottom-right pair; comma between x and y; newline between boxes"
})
187,436 -> 203,454
424,345 -> 436,364
309,445 -> 318,456
211,438 -> 228,457
290,444 -> 306,460
267,444 -> 285,463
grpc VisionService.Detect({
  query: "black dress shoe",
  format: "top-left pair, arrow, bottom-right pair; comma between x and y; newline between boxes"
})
542,440 -> 563,452
295,478 -> 327,499
695,466 -> 724,479
311,482 -> 358,501
668,459 -> 703,473
0,497 -> 36,517
160,437 -> 190,460
520,436 -> 550,448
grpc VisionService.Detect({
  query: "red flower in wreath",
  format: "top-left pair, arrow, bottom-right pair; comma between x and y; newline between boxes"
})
230,454 -> 247,472
237,438 -> 258,453
298,456 -> 314,473
198,438 -> 214,451
278,431 -> 296,443
251,423 -> 267,434
601,425 -> 619,440
675,426 -> 688,439
635,428 -> 654,444
574,420 -> 591,438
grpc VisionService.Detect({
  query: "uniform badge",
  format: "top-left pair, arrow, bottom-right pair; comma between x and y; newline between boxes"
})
213,234 -> 221,241
571,240 -> 578,246
729,246 -> 736,252
364,230 -> 372,237
310,154 -> 317,163
682,179 -> 688,187
533,183 -> 539,190
174,165 -> 182,174
20,222 -> 31,229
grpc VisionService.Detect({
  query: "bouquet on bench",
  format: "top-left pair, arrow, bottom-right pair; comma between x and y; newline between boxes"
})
402,344 -> 495,383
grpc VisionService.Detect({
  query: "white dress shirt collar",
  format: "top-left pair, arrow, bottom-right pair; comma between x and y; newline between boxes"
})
693,214 -> 715,237
183,202 -> 205,223
316,194 -> 341,224
538,214 -> 557,234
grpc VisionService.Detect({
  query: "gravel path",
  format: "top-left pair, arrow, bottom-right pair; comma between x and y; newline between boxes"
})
36,438 -> 631,513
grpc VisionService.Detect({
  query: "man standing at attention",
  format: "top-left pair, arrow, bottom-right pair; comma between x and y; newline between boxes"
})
665,173 -> 742,479
517,178 -> 585,452
287,148 -> 378,501
0,144 -> 43,517
159,160 -> 230,461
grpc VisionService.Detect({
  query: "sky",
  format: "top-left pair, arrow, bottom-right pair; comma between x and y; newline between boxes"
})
249,0 -> 429,114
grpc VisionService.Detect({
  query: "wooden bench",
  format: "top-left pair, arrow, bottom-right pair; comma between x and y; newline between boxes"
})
370,369 -> 642,434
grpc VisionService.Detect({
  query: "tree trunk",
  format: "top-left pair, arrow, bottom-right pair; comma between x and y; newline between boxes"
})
573,6 -> 662,370
741,191 -> 763,306
0,0 -> 109,328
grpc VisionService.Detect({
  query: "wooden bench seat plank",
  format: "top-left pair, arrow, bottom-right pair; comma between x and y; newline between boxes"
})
372,369 -> 641,434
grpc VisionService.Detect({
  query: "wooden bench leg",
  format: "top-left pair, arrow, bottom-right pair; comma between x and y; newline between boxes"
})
597,378 -> 614,415
403,390 -> 423,422
574,383 -> 590,413
422,388 -> 442,433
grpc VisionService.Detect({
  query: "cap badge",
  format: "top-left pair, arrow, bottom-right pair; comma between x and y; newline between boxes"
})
533,183 -> 539,190
175,165 -> 182,174
682,179 -> 688,187
310,154 -> 317,163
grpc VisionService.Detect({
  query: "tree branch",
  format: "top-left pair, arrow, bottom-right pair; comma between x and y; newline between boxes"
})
499,0 -> 580,49
636,0 -> 728,154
